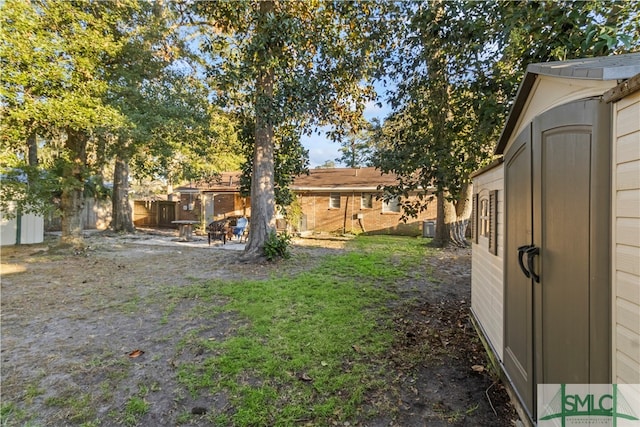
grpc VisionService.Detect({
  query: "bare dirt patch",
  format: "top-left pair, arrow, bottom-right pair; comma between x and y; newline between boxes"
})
1,230 -> 517,426
365,246 -> 517,427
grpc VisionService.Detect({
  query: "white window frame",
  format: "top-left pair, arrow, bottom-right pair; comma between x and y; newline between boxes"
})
329,193 -> 341,209
361,193 -> 373,209
382,196 -> 400,213
479,197 -> 489,237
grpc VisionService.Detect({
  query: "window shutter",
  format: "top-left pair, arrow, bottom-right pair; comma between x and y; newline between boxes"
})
472,193 -> 479,244
489,190 -> 498,255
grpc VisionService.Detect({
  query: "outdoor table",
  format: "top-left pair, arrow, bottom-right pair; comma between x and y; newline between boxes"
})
171,220 -> 199,241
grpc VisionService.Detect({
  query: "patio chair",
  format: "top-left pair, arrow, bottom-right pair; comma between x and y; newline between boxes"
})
232,217 -> 248,241
207,220 -> 229,245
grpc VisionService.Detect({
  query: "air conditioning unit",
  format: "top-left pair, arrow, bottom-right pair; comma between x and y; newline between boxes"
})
423,221 -> 435,238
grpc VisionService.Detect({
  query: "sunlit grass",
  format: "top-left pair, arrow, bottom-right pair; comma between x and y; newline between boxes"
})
171,235 -> 433,425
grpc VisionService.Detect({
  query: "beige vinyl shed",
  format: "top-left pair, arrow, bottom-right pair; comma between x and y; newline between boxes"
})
470,53 -> 640,425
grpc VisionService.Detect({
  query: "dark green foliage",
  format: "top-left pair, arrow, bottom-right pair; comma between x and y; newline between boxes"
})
0,165 -> 59,219
375,0 -> 640,216
238,118 -> 309,207
0,0 -> 241,236
194,1 -> 398,254
262,230 -> 292,261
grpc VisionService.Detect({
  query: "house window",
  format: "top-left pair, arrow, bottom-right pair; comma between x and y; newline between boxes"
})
329,193 -> 340,209
382,196 -> 400,213
361,193 -> 373,209
479,198 -> 490,237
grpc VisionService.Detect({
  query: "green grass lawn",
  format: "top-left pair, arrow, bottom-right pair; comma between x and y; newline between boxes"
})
168,235 -> 437,426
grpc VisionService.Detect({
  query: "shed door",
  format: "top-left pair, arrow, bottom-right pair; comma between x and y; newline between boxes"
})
532,99 -> 611,388
158,201 -> 177,227
504,124 -> 534,414
504,99 -> 610,420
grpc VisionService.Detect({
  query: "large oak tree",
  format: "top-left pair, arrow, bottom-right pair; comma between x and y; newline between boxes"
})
1,1 -> 223,241
194,0 -> 396,259
1,0 -> 127,246
375,0 -> 640,247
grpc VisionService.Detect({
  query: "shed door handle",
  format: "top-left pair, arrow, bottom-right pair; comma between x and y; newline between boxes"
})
518,245 -> 532,278
526,246 -> 540,283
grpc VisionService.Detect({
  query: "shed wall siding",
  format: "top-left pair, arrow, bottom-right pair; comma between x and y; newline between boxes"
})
612,90 -> 640,384
20,212 -> 45,244
471,164 -> 505,360
0,204 -> 44,246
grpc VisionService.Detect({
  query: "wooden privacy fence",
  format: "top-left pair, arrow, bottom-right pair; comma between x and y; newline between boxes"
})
45,197 -> 111,231
133,200 -> 177,228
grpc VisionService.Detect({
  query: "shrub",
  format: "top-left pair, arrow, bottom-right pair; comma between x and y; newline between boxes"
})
263,230 -> 292,261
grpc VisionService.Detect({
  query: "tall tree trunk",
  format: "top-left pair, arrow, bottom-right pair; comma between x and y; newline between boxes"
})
426,1 -> 464,248
60,128 -> 88,247
27,130 -> 38,167
433,190 -> 451,246
111,151 -> 135,232
433,185 -> 473,248
26,129 -> 38,193
243,0 -> 276,260
452,183 -> 472,245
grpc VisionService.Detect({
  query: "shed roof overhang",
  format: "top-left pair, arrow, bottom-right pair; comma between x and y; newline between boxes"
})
603,72 -> 640,103
470,158 -> 504,179
495,53 -> 640,155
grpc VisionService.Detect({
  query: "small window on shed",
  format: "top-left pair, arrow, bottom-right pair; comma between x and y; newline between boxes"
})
329,193 -> 341,209
382,196 -> 400,213
479,198 -> 490,237
475,190 -> 498,255
361,193 -> 373,209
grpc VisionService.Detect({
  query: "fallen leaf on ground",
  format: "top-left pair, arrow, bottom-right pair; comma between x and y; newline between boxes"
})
128,349 -> 144,358
298,372 -> 313,382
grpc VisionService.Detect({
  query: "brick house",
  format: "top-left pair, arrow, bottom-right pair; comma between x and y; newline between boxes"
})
291,167 -> 436,236
174,171 -> 249,226
174,167 -> 436,236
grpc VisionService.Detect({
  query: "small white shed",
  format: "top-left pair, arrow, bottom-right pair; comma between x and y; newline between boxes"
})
471,53 -> 640,424
0,203 -> 45,246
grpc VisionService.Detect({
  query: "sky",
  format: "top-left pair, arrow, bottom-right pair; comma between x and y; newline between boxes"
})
301,98 -> 391,168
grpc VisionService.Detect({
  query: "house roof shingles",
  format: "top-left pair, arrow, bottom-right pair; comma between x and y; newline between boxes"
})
175,171 -> 243,193
175,167 -> 404,193
291,167 -> 398,191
